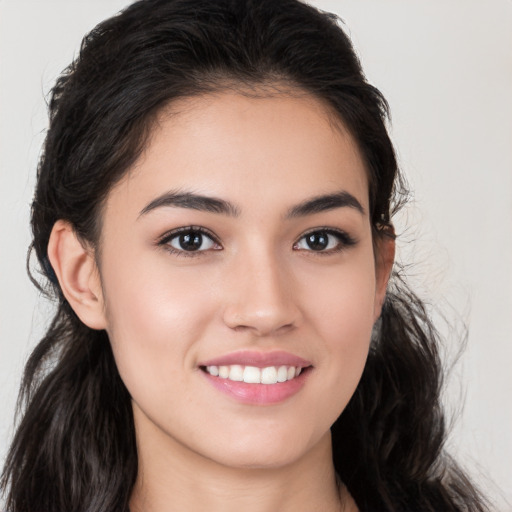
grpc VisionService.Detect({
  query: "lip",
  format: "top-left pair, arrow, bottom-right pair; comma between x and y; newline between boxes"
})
198,350 -> 312,405
201,368 -> 311,405
199,350 -> 311,368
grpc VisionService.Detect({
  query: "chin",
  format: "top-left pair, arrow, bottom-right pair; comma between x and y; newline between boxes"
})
200,424 -> 329,471
210,447 -> 303,471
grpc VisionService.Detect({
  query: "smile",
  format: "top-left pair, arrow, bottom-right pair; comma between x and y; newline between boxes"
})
204,364 -> 302,384
199,351 -> 312,405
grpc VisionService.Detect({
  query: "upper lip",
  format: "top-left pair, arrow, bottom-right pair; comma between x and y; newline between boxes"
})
199,350 -> 312,368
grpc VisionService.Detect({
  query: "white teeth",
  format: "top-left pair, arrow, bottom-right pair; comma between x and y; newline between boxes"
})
229,365 -> 244,381
261,366 -> 278,384
207,365 -> 219,376
277,365 -> 288,382
206,364 -> 305,384
243,366 -> 261,384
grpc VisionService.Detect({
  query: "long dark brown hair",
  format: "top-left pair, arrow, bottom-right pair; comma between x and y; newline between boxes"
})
2,1 -> 489,510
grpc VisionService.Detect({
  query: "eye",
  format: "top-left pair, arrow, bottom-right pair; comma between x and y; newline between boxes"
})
158,227 -> 221,255
293,229 -> 356,253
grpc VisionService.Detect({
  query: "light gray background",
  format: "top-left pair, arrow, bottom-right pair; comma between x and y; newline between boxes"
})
1,1 -> 511,509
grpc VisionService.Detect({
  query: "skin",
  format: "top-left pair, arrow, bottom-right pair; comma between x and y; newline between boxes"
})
48,91 -> 394,512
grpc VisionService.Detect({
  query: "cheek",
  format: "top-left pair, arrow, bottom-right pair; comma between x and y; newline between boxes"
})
303,247 -> 377,338
301,251 -> 376,408
99,253 -> 217,403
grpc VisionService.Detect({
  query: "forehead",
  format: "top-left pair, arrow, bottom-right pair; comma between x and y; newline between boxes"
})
105,91 -> 369,219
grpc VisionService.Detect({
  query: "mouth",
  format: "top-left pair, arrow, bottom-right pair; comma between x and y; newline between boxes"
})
198,351 -> 312,404
200,364 -> 305,384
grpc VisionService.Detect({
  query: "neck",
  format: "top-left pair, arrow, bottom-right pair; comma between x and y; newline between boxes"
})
129,410 -> 357,512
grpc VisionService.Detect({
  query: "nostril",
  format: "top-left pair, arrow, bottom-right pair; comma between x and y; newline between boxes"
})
222,305 -> 300,337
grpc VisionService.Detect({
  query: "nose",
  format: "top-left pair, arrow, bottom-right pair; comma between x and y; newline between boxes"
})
222,249 -> 301,337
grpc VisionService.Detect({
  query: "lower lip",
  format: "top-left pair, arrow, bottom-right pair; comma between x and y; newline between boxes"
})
201,368 -> 310,405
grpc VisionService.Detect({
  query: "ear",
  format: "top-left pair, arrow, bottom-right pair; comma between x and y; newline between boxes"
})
47,220 -> 107,330
373,231 -> 395,321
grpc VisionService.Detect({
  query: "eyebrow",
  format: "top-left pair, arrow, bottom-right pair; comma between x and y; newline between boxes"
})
285,191 -> 365,218
139,190 -> 240,218
138,189 -> 364,219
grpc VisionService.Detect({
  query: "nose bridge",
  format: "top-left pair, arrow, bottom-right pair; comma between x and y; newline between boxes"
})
222,240 -> 299,335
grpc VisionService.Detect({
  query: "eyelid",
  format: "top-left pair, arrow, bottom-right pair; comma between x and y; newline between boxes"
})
157,225 -> 219,243
156,226 -> 222,256
155,225 -> 356,257
293,227 -> 357,252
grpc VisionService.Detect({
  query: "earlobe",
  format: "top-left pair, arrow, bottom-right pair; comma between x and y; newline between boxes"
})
47,220 -> 107,330
373,233 -> 395,321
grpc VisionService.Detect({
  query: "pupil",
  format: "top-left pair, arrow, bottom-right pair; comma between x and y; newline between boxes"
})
180,232 -> 202,251
307,232 -> 328,250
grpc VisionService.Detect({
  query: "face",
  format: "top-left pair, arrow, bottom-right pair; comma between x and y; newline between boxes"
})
94,91 -> 391,469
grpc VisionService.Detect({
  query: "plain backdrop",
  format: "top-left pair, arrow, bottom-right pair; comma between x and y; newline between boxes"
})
1,0 -> 511,509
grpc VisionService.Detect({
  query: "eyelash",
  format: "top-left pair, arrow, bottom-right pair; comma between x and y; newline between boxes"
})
157,226 -> 357,257
157,226 -> 222,258
293,227 -> 357,255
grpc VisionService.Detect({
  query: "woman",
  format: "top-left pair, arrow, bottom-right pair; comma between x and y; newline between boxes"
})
1,0 -> 491,510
